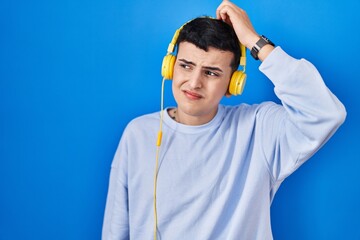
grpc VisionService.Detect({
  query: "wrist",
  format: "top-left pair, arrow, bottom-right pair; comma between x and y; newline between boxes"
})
250,35 -> 275,61
257,44 -> 275,62
244,34 -> 261,50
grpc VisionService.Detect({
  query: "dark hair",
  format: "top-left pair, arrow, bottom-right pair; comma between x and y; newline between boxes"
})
176,17 -> 241,72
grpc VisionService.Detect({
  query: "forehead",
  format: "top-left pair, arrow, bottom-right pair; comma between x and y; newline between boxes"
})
177,42 -> 234,69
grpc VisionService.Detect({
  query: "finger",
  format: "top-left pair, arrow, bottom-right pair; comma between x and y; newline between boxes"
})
220,11 -> 227,21
216,0 -> 230,19
217,5 -> 235,23
216,5 -> 223,19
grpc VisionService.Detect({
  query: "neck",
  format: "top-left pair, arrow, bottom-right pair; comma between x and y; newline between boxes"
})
169,107 -> 217,126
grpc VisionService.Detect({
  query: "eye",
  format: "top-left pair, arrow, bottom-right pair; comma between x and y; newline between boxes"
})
180,63 -> 191,69
205,70 -> 219,77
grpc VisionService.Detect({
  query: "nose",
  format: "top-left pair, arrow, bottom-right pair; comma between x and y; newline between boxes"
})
188,71 -> 202,89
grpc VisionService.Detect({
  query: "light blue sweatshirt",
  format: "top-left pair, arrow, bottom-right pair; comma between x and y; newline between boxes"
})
102,47 -> 346,240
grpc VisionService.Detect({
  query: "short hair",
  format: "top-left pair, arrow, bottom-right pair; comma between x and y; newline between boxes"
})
176,17 -> 241,72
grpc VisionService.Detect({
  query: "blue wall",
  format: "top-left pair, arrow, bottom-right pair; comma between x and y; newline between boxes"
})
1,0 -> 359,239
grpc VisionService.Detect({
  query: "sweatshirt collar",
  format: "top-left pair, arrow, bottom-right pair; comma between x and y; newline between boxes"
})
163,105 -> 224,134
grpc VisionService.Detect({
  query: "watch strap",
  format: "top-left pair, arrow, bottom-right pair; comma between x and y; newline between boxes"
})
250,35 -> 275,60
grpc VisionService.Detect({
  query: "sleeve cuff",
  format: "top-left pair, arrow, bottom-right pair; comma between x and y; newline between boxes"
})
259,46 -> 300,85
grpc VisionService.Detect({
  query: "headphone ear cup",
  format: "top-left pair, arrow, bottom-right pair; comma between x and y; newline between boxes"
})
161,54 -> 176,79
228,71 -> 246,96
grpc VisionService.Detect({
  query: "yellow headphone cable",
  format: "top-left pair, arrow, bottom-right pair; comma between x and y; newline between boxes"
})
154,76 -> 166,240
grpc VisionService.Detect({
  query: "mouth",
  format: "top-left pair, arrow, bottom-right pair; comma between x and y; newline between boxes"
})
183,90 -> 203,100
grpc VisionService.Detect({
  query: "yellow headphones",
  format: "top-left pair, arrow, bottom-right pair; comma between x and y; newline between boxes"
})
161,19 -> 247,96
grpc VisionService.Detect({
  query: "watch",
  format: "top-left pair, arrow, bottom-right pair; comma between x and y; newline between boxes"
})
250,35 -> 275,60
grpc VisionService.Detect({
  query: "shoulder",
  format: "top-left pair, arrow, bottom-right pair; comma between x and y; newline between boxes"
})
222,101 -> 282,117
219,102 -> 285,127
127,111 -> 160,128
121,111 -> 159,135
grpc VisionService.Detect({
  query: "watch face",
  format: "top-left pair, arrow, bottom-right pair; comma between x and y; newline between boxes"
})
262,35 -> 270,42
261,35 -> 275,46
251,35 -> 275,60
256,37 -> 269,49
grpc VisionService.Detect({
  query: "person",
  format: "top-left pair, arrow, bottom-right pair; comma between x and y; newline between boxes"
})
102,0 -> 346,239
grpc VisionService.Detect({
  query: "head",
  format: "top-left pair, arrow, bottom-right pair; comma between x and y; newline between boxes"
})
176,17 -> 241,73
171,17 -> 241,125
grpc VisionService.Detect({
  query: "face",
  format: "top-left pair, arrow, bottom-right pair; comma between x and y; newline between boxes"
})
172,41 -> 234,125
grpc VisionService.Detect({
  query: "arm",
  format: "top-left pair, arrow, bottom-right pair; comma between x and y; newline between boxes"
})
102,135 -> 130,240
216,0 -> 273,61
216,0 -> 346,181
258,48 -> 346,181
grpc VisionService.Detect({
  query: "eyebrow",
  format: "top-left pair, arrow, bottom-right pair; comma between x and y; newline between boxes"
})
178,58 -> 223,73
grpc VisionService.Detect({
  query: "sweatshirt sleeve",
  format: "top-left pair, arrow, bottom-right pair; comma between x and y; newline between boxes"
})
257,47 -> 346,183
102,130 -> 130,240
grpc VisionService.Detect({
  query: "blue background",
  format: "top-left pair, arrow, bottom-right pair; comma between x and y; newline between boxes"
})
1,0 -> 359,239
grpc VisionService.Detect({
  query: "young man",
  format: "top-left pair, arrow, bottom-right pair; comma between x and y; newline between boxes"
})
102,1 -> 346,239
